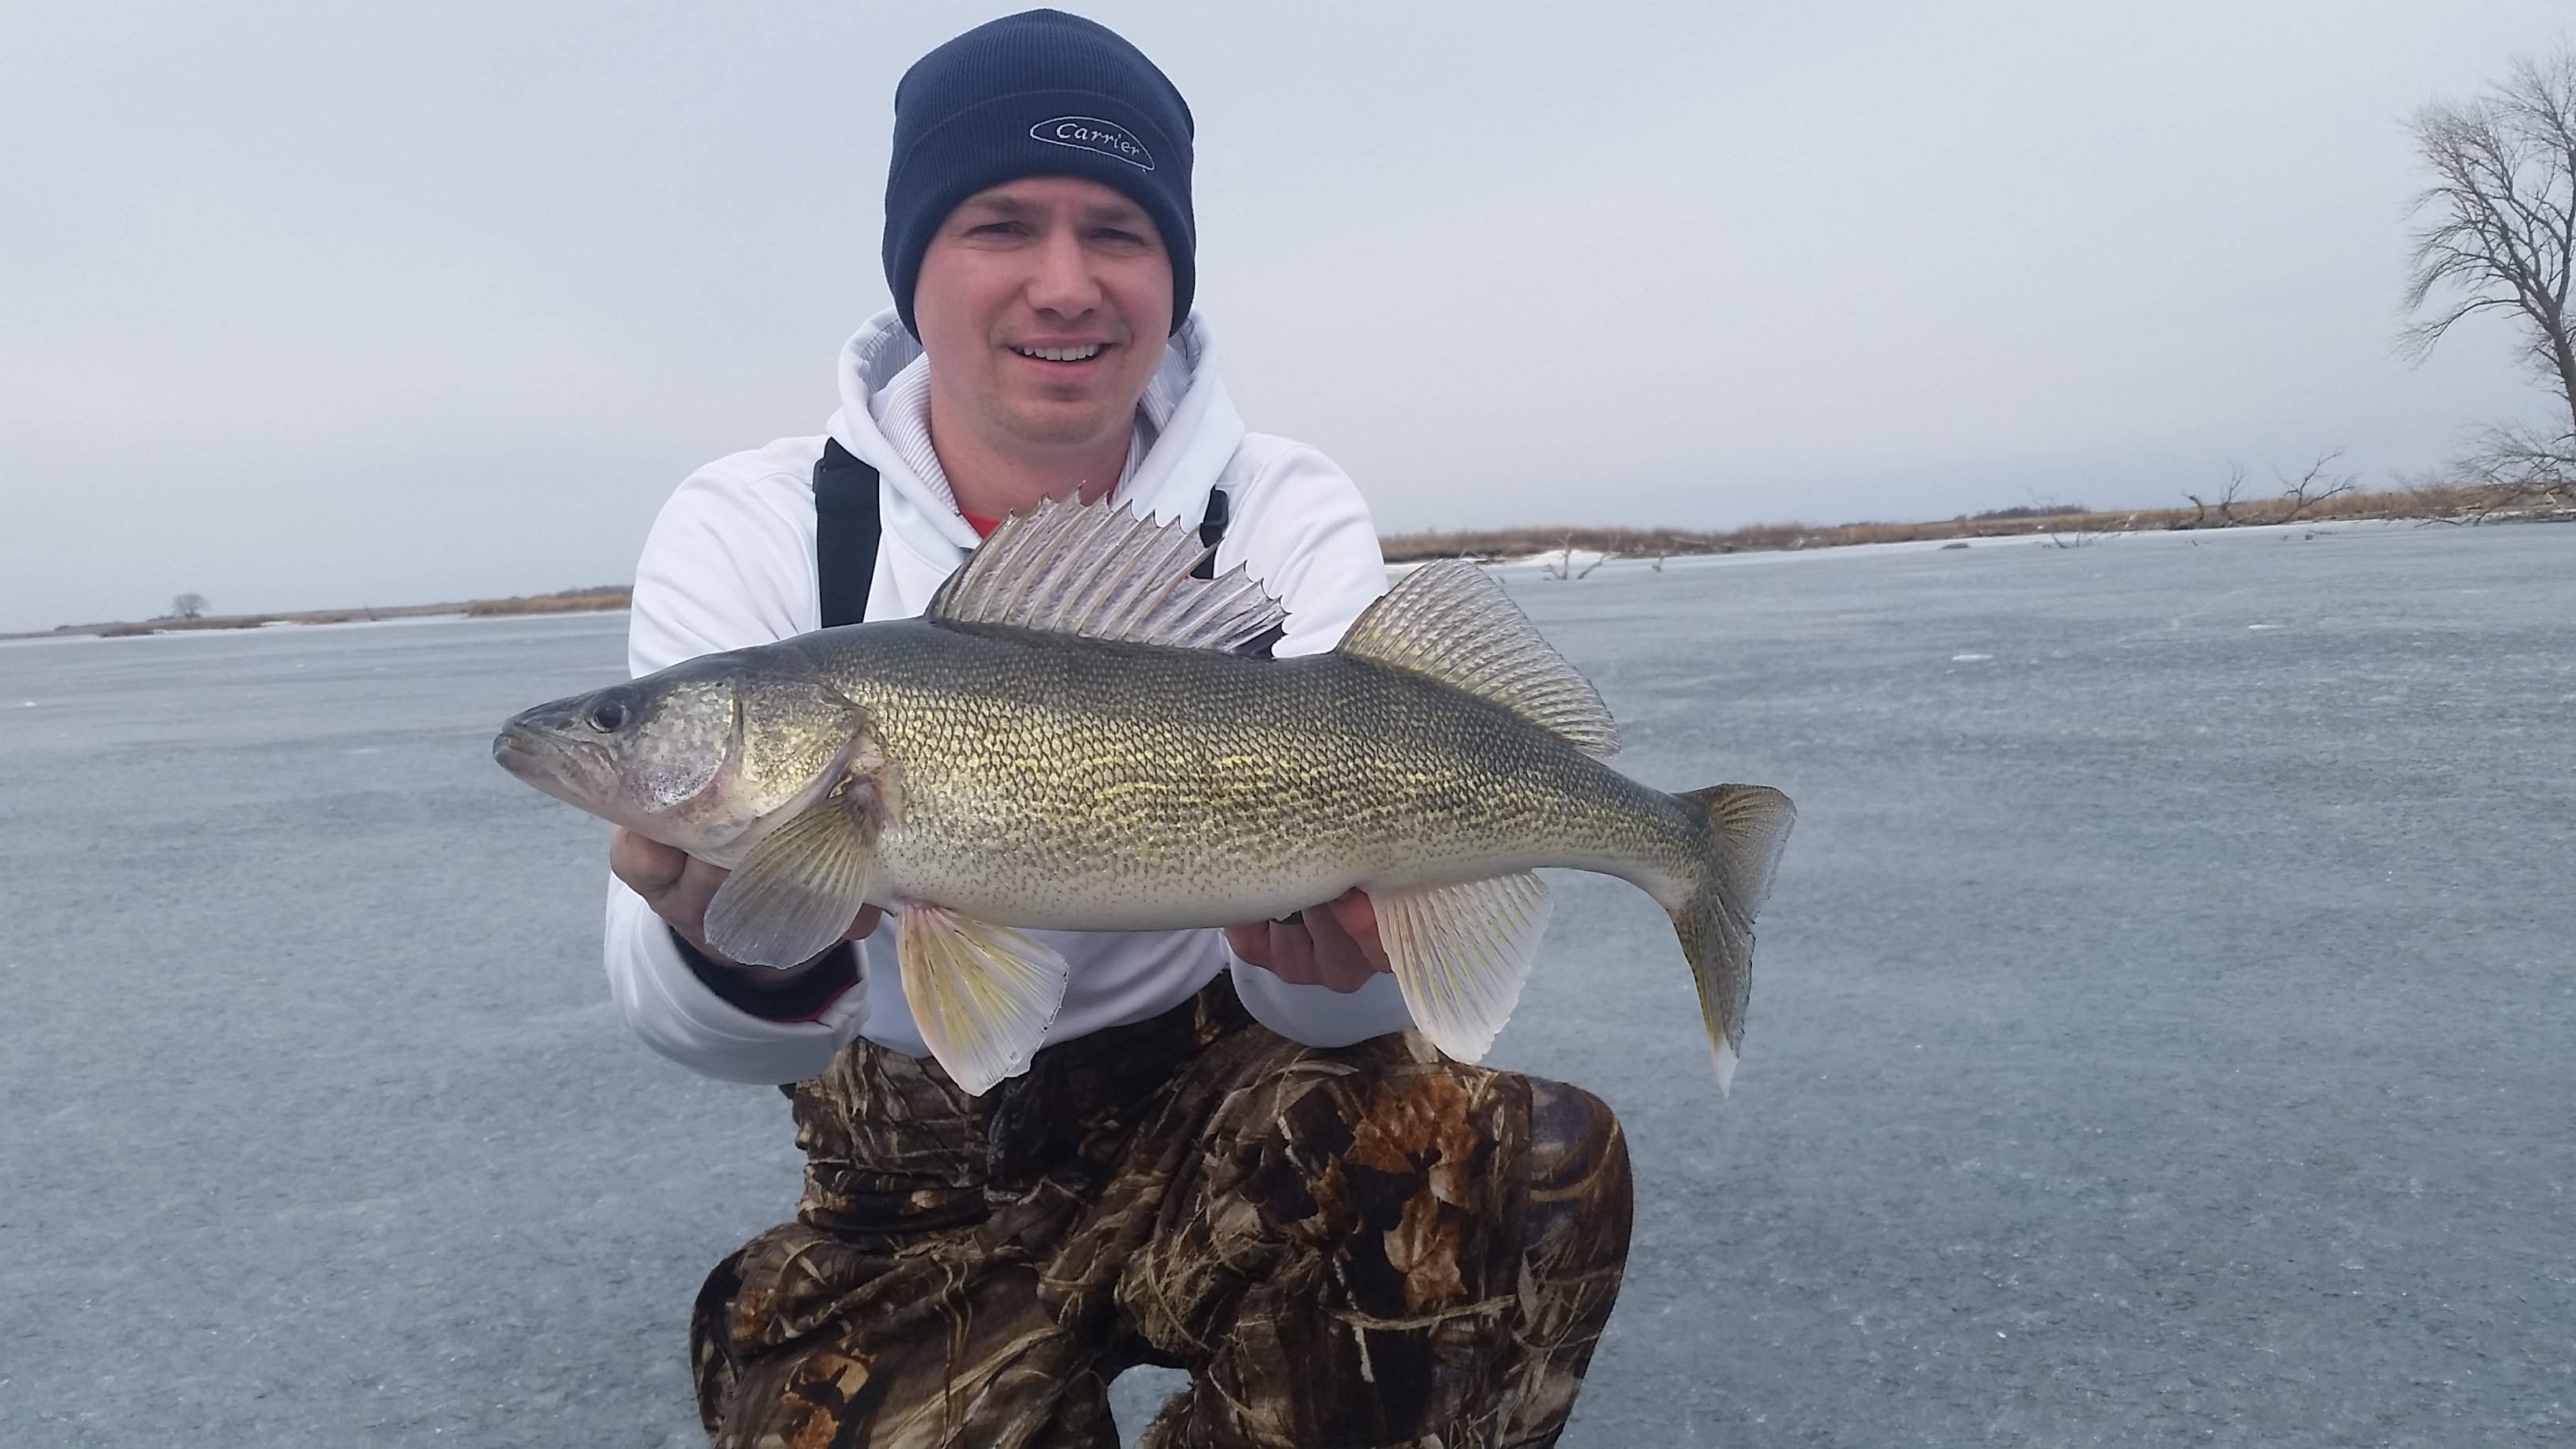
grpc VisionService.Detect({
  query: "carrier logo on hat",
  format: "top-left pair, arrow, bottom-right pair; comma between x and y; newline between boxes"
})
1030,116 -> 1156,171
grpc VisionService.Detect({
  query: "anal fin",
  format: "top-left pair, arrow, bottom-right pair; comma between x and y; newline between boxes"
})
895,903 -> 1069,1095
1374,871 -> 1552,1063
702,798 -> 877,968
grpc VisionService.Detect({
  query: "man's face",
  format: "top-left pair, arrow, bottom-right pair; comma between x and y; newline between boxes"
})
913,175 -> 1174,455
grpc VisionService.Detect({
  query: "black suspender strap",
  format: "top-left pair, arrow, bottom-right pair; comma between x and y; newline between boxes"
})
1195,486 -> 1282,657
1192,486 -> 1229,579
813,438 -> 882,628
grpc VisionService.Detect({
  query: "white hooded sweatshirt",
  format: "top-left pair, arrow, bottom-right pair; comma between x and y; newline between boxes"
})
604,310 -> 1417,1084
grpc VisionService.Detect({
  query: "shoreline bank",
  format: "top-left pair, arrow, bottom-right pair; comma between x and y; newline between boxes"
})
16,487 -> 2569,641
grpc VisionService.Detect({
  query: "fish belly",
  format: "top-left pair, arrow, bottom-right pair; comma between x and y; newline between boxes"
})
867,841 -> 1342,932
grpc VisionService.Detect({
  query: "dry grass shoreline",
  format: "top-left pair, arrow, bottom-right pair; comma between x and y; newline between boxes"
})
1377,482 -> 2573,564
10,587 -> 637,642
15,482 -> 2569,641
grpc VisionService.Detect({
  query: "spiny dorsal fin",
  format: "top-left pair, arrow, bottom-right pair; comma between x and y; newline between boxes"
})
1337,561 -> 1618,754
925,496 -> 1288,653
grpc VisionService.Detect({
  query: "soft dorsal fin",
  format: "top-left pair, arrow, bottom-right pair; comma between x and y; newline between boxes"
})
1337,560 -> 1618,754
925,496 -> 1288,653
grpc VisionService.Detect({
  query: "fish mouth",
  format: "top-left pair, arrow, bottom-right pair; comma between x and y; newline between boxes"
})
492,721 -> 606,810
491,724 -> 550,777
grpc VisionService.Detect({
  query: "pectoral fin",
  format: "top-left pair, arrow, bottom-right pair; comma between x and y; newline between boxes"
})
1372,871 -> 1552,1063
702,798 -> 877,968
894,903 -> 1069,1095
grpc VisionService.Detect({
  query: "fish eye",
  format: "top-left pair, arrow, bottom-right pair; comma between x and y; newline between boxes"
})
584,693 -> 635,732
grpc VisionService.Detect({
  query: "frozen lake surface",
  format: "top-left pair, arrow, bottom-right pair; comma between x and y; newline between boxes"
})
4,520 -> 2571,1447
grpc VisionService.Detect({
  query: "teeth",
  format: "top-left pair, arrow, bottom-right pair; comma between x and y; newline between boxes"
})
1017,343 -> 1103,362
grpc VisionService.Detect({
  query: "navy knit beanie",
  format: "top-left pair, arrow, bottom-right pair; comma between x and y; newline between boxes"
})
884,9 -> 1196,338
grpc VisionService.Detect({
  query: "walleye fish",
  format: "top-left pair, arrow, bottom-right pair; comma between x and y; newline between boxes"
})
495,500 -> 1794,1095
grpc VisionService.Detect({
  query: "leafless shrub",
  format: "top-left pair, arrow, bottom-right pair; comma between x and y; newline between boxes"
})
170,593 -> 208,620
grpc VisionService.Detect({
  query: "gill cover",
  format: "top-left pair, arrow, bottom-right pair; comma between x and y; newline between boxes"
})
489,661 -> 741,841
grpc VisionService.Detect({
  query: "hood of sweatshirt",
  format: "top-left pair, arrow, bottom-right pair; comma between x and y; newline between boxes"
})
822,308 -> 1249,575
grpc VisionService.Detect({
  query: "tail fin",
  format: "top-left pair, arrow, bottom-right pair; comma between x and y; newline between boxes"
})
1672,784 -> 1797,1095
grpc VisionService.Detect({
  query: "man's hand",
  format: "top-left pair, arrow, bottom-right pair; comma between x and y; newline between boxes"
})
1222,888 -> 1391,994
610,826 -> 882,990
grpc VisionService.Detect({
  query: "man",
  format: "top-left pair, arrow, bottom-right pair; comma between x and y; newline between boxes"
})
604,13 -> 1631,1447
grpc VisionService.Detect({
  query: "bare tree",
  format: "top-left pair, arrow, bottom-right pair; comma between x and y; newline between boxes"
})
171,593 -> 208,620
1537,536 -> 1616,580
2027,493 -> 2097,547
2402,44 -> 2576,496
2276,449 -> 2358,521
2184,464 -> 2250,528
2451,417 -> 2576,504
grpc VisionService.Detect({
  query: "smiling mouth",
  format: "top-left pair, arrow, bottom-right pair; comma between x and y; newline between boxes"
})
1014,343 -> 1104,362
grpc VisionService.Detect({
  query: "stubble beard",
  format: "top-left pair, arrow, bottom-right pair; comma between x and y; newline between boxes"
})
984,368 -> 1142,456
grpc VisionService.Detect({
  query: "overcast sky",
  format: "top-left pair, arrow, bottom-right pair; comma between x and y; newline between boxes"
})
1,0 -> 2567,631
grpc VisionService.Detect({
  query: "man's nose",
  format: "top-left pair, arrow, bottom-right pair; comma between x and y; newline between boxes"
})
1024,224 -> 1101,318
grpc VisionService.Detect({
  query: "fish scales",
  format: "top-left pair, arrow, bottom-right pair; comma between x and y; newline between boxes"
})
814,620 -> 1704,928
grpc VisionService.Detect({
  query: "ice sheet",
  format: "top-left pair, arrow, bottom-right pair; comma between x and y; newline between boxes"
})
5,522 -> 2572,1446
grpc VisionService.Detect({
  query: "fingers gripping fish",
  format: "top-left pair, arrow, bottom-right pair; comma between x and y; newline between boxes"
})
494,500 -> 1795,1096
